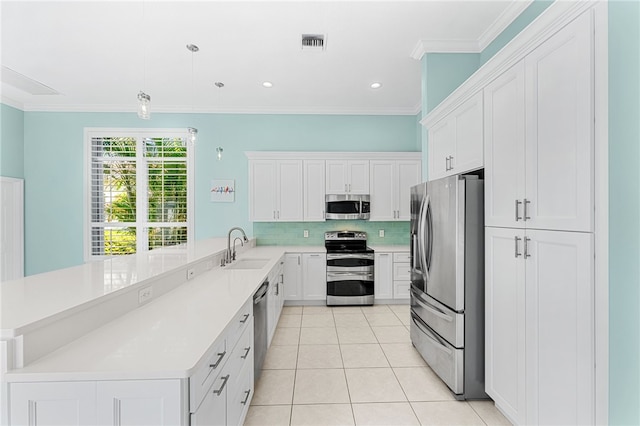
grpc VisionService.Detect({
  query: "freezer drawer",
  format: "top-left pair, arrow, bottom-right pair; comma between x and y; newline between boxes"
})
411,288 -> 464,348
410,311 -> 464,395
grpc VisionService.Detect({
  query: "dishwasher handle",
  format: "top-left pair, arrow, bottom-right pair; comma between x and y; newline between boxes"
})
254,281 -> 269,304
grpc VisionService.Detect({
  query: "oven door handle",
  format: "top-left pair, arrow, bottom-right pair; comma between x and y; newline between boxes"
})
327,273 -> 373,282
327,253 -> 374,260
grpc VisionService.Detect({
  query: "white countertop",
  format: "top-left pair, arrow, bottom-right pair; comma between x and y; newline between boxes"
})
0,239 -> 239,338
3,246 -> 324,382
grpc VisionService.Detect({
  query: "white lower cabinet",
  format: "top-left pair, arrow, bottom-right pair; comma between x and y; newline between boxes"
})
10,381 -> 98,426
97,380 -> 185,426
374,253 -> 393,300
374,251 -> 410,301
284,254 -> 303,300
267,259 -> 285,345
301,253 -> 327,300
485,227 -> 594,425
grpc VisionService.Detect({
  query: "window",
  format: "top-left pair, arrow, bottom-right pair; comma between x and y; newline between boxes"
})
85,129 -> 194,259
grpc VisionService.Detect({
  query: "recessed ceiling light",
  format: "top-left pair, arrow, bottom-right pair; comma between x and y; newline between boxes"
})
262,81 -> 273,88
214,82 -> 224,88
370,82 -> 382,89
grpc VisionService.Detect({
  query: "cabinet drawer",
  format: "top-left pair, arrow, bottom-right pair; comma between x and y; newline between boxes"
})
190,337 -> 227,413
393,281 -> 411,299
228,362 -> 254,426
227,299 -> 253,352
227,323 -> 254,391
393,252 -> 410,263
393,262 -> 411,280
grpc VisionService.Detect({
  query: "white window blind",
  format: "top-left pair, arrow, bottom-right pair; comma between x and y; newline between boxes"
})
86,130 -> 192,259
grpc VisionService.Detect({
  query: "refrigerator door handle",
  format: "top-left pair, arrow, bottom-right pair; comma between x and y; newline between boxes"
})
418,195 -> 430,281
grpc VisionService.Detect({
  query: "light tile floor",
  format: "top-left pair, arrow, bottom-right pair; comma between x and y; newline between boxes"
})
245,304 -> 511,426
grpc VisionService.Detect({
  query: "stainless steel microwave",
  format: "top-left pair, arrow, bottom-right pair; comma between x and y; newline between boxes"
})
325,194 -> 370,220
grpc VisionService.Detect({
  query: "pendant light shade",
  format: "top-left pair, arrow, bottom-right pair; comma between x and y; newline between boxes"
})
188,127 -> 198,145
137,91 -> 151,120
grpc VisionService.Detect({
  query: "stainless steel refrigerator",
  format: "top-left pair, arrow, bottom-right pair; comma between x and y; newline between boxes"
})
409,174 -> 487,400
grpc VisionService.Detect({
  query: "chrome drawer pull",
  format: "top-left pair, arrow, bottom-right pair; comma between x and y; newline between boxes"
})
213,375 -> 230,396
210,351 -> 226,369
240,313 -> 250,324
241,346 -> 251,359
524,237 -> 531,258
241,389 -> 251,405
515,236 -> 522,258
524,199 -> 531,220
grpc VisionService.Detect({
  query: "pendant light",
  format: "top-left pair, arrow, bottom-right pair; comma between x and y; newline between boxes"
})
187,44 -> 199,144
137,1 -> 151,119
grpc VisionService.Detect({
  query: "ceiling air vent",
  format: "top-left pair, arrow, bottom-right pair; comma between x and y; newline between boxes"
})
301,34 -> 326,52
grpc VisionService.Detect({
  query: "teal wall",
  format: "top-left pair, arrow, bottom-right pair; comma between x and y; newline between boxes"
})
608,1 -> 640,423
479,0 -> 554,66
421,53 -> 480,115
0,104 -> 25,178
20,111 -> 418,275
254,221 -> 409,246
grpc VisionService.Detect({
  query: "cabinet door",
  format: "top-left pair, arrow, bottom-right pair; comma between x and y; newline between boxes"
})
452,91 -> 484,174
190,380 -> 226,426
485,227 -> 526,425
10,382 -> 97,426
370,161 -> 395,221
374,252 -> 393,299
249,160 -> 277,221
524,229 -> 593,425
524,12 -> 593,233
302,253 -> 327,300
303,160 -> 326,221
277,160 -> 303,221
325,161 -> 348,194
396,161 -> 421,220
97,380 -> 184,426
484,62 -> 526,228
347,160 -> 370,194
428,118 -> 454,181
284,254 -> 303,300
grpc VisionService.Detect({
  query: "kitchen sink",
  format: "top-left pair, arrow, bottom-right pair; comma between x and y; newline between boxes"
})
225,258 -> 270,270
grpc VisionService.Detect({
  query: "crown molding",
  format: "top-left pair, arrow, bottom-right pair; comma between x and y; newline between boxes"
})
411,0 -> 534,60
13,103 -> 419,116
1,96 -> 24,111
477,0 -> 534,51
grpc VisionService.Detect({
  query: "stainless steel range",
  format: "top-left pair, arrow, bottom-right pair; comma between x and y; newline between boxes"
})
324,231 -> 374,306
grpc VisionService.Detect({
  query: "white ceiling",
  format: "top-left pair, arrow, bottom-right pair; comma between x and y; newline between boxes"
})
1,1 -> 529,115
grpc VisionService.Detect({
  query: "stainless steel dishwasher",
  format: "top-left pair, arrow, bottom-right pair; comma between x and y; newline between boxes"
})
253,280 -> 269,382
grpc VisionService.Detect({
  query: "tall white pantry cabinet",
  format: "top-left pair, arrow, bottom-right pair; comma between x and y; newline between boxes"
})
483,10 -> 594,426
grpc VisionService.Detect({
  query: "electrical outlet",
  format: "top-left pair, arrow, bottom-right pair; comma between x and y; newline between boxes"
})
303,230 -> 309,238
138,286 -> 153,304
187,268 -> 195,280
379,229 -> 385,238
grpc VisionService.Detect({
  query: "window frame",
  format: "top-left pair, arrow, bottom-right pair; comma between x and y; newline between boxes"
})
83,128 -> 195,261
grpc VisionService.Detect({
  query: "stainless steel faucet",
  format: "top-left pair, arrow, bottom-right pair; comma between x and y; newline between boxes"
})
232,237 -> 244,260
226,227 -> 249,264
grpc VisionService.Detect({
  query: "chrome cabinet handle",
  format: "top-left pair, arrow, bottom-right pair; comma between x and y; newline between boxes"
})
344,184 -> 348,192
524,237 -> 531,258
241,389 -> 251,405
213,375 -> 230,396
514,236 -> 522,258
524,199 -> 531,221
240,313 -> 250,323
210,351 -> 226,369
241,346 -> 251,359
273,211 -> 276,219
445,156 -> 450,171
515,200 -> 522,221
449,156 -> 454,169
275,281 -> 279,295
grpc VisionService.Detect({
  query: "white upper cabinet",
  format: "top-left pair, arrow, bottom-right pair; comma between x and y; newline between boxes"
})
250,159 -> 303,222
523,12 -> 593,233
370,160 -> 421,221
303,160 -> 326,221
484,61 -> 527,229
485,13 -> 593,232
428,91 -> 483,181
325,160 -> 369,194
